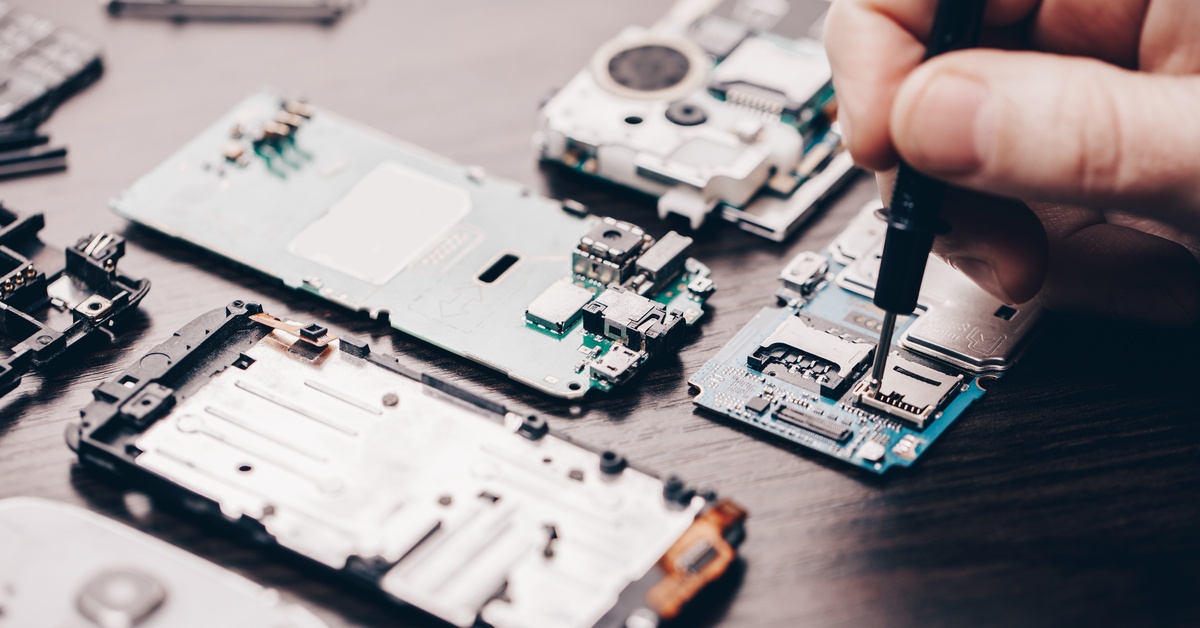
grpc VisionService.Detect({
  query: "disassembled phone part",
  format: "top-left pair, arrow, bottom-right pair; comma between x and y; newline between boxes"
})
0,2 -> 104,124
111,89 -> 713,398
537,0 -> 857,241
0,204 -> 149,398
102,0 -> 357,23
689,204 -> 1040,473
70,302 -> 748,628
0,498 -> 327,628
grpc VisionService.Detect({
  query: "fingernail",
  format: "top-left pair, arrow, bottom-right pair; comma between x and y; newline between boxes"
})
906,72 -> 994,175
950,257 -> 1013,304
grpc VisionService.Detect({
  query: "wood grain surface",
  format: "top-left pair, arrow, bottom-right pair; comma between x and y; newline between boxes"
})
2,2 -> 1199,626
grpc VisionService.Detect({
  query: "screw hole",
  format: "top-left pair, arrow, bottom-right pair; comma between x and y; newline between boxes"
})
238,464 -> 253,473
567,382 -> 582,391
623,115 -> 643,125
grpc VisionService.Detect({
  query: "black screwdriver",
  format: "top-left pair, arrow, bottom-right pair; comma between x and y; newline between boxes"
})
868,0 -> 989,392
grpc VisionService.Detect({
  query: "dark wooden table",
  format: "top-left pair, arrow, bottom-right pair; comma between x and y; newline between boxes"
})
3,2 -> 1199,626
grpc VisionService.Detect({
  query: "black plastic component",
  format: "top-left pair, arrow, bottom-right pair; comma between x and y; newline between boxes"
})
875,0 -> 987,315
665,101 -> 707,126
517,414 -> 549,441
421,373 -> 507,416
875,167 -> 941,314
103,0 -> 354,24
744,396 -> 771,415
581,286 -> 685,354
232,353 -> 255,370
0,144 -> 67,180
119,384 -> 177,426
71,301 -> 517,462
599,450 -> 627,475
0,129 -> 49,152
773,404 -> 851,443
663,475 -> 694,506
299,323 -> 327,341
560,199 -> 588,217
0,204 -> 150,398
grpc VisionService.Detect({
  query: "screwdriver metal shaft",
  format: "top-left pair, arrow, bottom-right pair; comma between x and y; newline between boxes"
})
868,311 -> 896,391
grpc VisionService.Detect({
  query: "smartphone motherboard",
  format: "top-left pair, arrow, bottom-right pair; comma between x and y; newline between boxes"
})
71,302 -> 747,628
110,89 -> 713,398
689,204 -> 1041,473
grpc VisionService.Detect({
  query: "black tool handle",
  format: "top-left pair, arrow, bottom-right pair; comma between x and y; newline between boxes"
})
874,0 -> 988,314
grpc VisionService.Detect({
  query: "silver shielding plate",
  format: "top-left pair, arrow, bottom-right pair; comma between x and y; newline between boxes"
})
835,205 -> 1041,372
131,329 -> 704,628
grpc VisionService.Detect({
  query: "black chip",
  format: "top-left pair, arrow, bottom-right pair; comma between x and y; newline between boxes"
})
745,396 -> 771,415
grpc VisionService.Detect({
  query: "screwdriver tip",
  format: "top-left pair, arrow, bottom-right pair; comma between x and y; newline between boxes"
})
869,311 -> 898,393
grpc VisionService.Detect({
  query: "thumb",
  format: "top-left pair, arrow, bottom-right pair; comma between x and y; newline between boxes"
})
889,49 -> 1200,232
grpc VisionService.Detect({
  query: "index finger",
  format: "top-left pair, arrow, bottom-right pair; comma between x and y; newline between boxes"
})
824,0 -> 1037,171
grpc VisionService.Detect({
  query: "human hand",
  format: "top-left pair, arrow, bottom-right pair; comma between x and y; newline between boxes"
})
824,0 -> 1200,324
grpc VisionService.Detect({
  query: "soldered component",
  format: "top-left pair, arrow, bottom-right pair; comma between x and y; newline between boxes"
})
257,120 -> 292,145
582,286 -> 685,354
892,434 -> 921,461
773,403 -> 851,443
283,100 -> 314,118
628,231 -> 693,294
709,36 -> 831,117
573,217 -> 652,284
222,140 -> 246,164
273,110 -> 306,129
684,258 -> 715,296
590,344 -> 644,384
778,250 -> 828,300
853,352 -> 963,428
857,439 -> 887,463
748,315 -> 873,397
525,279 -> 595,334
744,396 -> 771,415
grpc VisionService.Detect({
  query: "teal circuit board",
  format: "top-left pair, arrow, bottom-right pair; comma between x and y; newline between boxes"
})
689,205 -> 1040,473
111,89 -> 713,399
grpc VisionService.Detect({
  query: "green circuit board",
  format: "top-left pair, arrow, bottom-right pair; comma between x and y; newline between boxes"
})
111,89 -> 713,398
690,206 -> 1040,473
